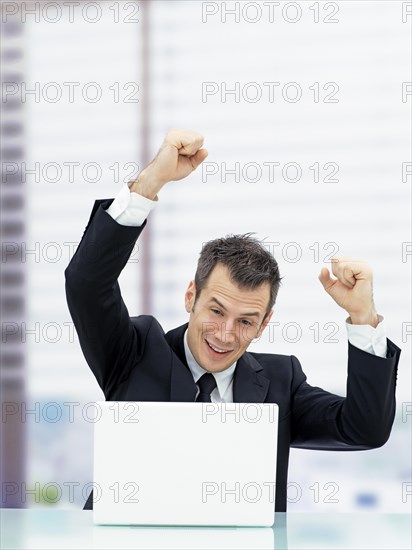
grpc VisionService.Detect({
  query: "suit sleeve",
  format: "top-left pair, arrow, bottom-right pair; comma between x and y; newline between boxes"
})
290,339 -> 401,450
64,198 -> 150,397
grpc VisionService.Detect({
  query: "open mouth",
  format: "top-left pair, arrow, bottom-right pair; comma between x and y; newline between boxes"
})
204,338 -> 234,358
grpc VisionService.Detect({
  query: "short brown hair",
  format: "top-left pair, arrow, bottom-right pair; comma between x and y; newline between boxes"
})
194,233 -> 282,319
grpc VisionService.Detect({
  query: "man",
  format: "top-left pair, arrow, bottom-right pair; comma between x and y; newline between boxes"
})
65,129 -> 401,513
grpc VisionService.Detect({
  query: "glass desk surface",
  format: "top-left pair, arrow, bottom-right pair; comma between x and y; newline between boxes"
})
1,508 -> 411,550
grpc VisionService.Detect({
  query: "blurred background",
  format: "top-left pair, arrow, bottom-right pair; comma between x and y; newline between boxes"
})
1,0 -> 411,513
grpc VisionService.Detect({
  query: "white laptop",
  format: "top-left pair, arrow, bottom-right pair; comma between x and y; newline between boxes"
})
92,401 -> 278,527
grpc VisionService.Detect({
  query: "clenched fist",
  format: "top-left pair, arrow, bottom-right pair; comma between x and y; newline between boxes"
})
130,129 -> 208,200
319,257 -> 379,327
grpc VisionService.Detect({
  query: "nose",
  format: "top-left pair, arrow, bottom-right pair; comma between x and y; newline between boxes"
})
218,319 -> 238,345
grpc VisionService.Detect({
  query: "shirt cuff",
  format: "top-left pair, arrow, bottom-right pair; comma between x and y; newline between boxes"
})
345,314 -> 387,358
105,182 -> 158,226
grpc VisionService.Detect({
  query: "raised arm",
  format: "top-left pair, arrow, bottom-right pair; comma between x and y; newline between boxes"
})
64,129 -> 207,397
290,257 -> 401,449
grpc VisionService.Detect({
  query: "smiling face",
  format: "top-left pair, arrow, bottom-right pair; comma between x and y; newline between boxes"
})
185,263 -> 273,373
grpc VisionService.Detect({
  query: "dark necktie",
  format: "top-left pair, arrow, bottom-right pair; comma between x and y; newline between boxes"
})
195,373 -> 217,402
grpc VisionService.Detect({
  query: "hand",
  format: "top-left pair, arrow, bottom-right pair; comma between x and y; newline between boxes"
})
318,257 -> 379,327
130,129 -> 208,199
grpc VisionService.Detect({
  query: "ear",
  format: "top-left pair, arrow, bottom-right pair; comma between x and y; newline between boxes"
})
256,310 -> 274,338
184,280 -> 196,313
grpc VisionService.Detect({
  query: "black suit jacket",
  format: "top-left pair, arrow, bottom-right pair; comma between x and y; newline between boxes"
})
65,198 -> 401,513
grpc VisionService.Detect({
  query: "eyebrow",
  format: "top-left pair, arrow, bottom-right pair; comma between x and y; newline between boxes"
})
209,297 -> 261,319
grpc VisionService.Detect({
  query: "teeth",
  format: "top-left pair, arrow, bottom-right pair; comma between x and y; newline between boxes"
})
207,341 -> 230,354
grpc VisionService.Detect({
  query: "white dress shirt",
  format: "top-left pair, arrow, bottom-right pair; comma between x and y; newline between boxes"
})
105,182 -> 389,403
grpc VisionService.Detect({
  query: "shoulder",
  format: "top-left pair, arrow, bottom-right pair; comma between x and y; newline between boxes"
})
248,351 -> 306,384
130,314 -> 165,336
249,350 -> 295,367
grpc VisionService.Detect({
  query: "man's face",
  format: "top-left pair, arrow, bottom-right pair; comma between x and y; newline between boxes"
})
185,263 -> 273,373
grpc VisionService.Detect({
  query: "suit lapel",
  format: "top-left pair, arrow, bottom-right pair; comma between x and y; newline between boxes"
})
233,353 -> 270,403
169,354 -> 197,401
164,323 -> 270,403
165,323 -> 197,402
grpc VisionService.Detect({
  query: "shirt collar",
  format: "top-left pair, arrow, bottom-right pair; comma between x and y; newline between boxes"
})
183,328 -> 237,399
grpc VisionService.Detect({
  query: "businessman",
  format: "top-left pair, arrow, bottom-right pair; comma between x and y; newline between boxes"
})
65,129 -> 401,513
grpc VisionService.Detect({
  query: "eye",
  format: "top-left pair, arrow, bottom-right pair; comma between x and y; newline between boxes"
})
211,308 -> 221,315
240,319 -> 252,327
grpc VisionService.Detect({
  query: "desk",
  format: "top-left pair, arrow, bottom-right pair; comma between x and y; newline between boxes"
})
1,509 -> 410,549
